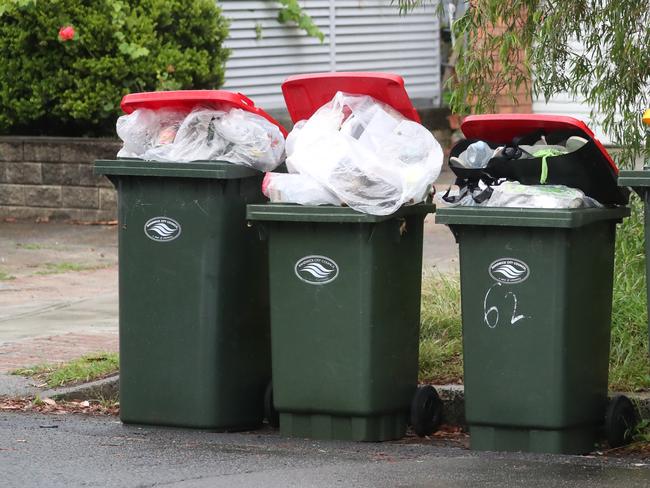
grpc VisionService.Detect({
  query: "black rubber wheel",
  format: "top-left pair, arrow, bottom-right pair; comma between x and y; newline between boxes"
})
264,382 -> 280,429
605,395 -> 638,448
410,386 -> 443,437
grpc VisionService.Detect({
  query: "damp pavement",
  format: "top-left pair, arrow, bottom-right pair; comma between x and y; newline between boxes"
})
0,222 -> 119,396
0,412 -> 648,488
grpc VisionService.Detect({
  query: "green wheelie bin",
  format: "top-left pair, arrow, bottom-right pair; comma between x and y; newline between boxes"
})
247,204 -> 439,442
246,73 -> 444,442
437,114 -> 636,454
94,91 -> 287,430
617,108 -> 650,356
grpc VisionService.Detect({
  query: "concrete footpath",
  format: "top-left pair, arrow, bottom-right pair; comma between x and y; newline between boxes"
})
0,222 -> 119,395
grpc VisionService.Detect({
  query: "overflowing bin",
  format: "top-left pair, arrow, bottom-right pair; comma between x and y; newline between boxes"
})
94,91 -> 287,429
617,108 -> 650,355
437,115 -> 635,454
247,73 -> 443,441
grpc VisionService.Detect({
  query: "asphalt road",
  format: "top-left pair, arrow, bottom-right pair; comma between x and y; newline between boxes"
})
2,413 -> 649,488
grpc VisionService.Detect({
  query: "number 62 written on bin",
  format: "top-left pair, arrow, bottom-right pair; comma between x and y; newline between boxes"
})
483,282 -> 529,329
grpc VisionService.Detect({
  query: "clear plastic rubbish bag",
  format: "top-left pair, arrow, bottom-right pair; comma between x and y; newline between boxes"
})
262,172 -> 342,206
486,181 -> 602,209
116,107 -> 285,171
285,92 -> 444,215
116,108 -> 185,159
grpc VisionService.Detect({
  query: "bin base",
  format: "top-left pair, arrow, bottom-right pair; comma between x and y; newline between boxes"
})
469,424 -> 597,455
279,412 -> 408,442
120,414 -> 263,432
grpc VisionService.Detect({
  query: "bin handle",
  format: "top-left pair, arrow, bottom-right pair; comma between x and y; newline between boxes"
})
237,93 -> 256,108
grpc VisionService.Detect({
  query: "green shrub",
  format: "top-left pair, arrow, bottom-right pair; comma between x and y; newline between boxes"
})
0,0 -> 230,136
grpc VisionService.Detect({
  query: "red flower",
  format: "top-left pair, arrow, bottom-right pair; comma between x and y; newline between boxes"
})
58,26 -> 75,42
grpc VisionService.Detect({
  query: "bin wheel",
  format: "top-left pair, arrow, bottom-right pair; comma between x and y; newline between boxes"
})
605,394 -> 638,448
264,382 -> 279,429
410,386 -> 443,437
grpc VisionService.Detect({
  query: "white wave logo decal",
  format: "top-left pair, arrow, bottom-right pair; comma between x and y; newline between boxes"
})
295,256 -> 339,285
144,217 -> 182,242
489,258 -> 530,284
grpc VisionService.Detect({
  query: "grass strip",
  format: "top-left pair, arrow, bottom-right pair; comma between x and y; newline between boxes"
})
0,270 -> 15,281
12,352 -> 119,389
35,262 -> 107,275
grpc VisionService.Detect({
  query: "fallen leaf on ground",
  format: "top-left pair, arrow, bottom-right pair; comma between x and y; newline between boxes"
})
0,398 -> 118,416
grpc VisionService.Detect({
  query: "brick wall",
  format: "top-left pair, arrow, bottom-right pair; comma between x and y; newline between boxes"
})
0,137 -> 120,222
488,24 -> 532,114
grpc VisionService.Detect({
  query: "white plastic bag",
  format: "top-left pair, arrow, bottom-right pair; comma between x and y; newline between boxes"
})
216,109 -> 286,171
486,181 -> 601,209
116,108 -> 185,159
142,109 -> 229,162
262,173 -> 342,206
285,92 -> 444,215
116,107 -> 285,171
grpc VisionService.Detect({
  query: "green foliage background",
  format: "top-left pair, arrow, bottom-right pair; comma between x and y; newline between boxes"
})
0,0 -> 230,136
399,0 -> 650,169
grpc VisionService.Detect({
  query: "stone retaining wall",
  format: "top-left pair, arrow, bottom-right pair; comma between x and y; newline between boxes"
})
0,137 -> 120,222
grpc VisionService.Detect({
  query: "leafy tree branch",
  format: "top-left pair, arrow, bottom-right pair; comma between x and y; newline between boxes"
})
399,0 -> 650,167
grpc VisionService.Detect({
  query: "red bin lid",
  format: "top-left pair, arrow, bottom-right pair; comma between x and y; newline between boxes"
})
461,114 -> 618,174
281,72 -> 421,123
120,90 -> 288,137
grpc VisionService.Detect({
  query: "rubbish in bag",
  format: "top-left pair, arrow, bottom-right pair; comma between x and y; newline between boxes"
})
447,114 -> 629,206
262,173 -> 342,206
437,183 -> 492,208
116,107 -> 286,172
452,136 -> 584,171
454,141 -> 494,169
116,108 -> 185,159
486,181 -> 601,209
446,128 -> 617,208
284,92 -> 444,215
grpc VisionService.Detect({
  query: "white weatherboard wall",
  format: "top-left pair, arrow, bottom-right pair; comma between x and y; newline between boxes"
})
533,94 -> 611,145
220,0 -> 441,109
532,41 -> 611,144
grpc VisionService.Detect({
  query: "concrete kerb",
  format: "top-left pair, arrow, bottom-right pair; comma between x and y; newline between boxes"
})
0,373 -> 119,402
43,374 -> 119,402
19,379 -> 650,428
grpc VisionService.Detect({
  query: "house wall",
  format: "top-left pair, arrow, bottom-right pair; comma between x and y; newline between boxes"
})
533,95 -> 610,144
531,41 -> 611,144
220,0 -> 442,109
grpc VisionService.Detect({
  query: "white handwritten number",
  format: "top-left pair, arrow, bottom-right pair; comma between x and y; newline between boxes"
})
483,283 -> 527,329
506,291 -> 526,325
483,284 -> 500,328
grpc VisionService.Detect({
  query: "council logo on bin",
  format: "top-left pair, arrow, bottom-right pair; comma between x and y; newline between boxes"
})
144,217 -> 182,242
295,255 -> 339,285
489,258 -> 530,284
